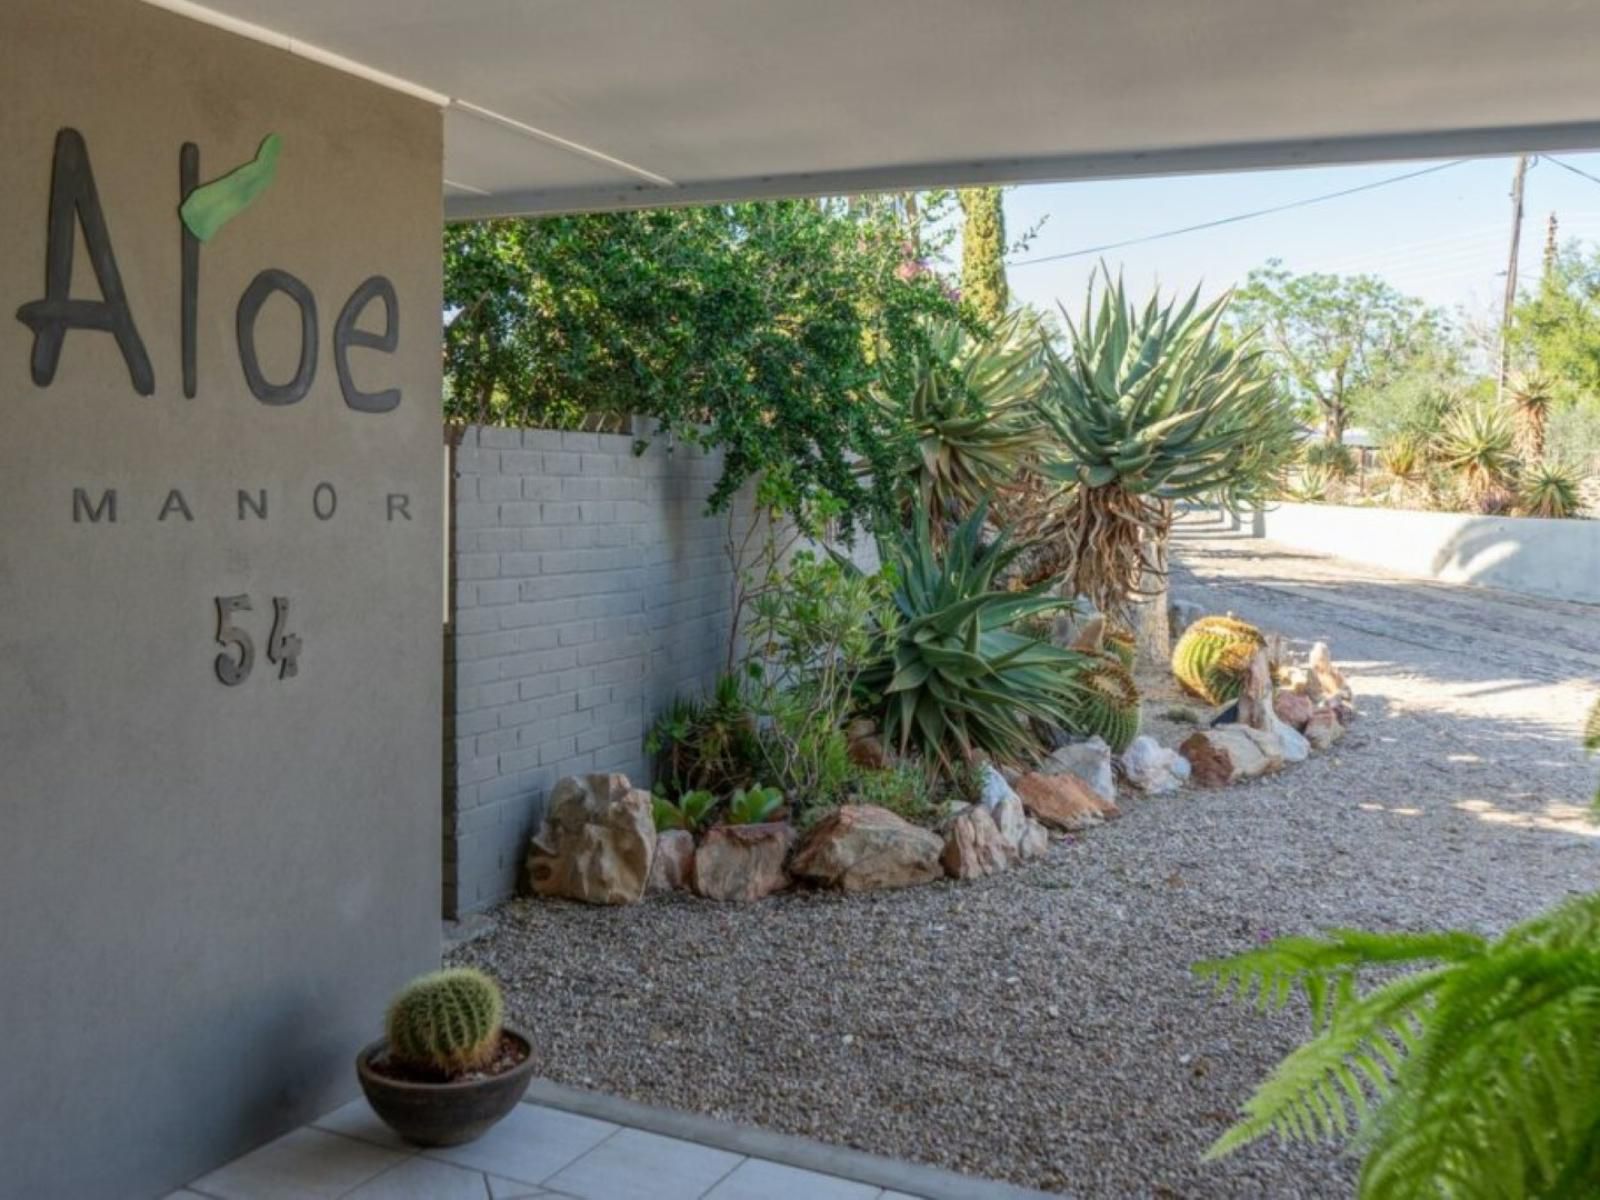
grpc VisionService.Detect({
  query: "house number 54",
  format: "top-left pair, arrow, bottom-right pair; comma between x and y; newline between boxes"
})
214,594 -> 302,685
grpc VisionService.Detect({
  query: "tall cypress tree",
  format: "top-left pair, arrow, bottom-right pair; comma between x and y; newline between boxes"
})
958,187 -> 1009,327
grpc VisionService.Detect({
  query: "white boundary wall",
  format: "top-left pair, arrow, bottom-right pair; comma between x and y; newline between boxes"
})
1256,502 -> 1600,604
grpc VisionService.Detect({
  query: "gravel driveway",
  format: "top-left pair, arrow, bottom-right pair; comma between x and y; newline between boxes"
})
453,516 -> 1600,1198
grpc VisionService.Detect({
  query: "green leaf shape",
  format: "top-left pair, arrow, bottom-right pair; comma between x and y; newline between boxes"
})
180,134 -> 282,243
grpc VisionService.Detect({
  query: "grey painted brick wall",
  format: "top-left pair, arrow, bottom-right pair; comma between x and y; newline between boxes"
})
443,425 -> 747,914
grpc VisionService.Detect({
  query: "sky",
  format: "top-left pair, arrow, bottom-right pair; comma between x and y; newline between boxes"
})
996,151 -> 1600,327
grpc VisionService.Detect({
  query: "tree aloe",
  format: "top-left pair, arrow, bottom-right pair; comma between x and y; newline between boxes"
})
1035,275 -> 1297,620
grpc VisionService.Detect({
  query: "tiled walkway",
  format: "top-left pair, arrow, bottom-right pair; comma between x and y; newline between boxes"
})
164,1085 -> 1048,1200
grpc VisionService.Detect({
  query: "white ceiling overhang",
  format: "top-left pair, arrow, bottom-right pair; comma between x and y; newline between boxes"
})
144,0 -> 1600,220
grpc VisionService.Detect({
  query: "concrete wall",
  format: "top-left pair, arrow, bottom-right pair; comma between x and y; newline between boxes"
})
1258,502 -> 1600,604
0,4 -> 443,1198
444,426 -> 746,913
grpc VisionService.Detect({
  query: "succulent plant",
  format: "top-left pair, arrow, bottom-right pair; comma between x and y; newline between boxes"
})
386,968 -> 504,1075
1104,627 -> 1137,670
1303,439 -> 1356,479
1034,274 -> 1298,621
1172,616 -> 1265,706
856,503 -> 1091,775
1435,402 -> 1518,503
1063,656 -> 1141,752
1518,461 -> 1583,519
1280,464 -> 1330,503
1508,371 -> 1554,461
726,785 -> 784,826
878,313 -> 1046,531
652,789 -> 717,833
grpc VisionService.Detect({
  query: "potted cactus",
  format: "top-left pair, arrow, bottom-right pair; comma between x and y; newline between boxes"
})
356,968 -> 534,1146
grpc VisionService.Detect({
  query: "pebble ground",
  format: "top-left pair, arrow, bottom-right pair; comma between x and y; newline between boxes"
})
454,517 -> 1600,1198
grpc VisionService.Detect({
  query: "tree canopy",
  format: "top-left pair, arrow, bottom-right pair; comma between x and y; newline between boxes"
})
1230,260 -> 1443,442
443,200 -> 959,531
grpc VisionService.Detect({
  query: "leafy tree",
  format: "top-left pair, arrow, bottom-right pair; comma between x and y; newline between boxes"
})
1231,260 -> 1442,444
1508,239 -> 1600,402
443,200 -> 959,532
957,187 -> 1009,326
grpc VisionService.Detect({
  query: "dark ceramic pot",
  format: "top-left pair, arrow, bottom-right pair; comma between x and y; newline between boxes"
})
356,1026 -> 535,1147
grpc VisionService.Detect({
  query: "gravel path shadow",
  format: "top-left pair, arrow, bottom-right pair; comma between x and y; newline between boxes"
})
454,524 -> 1600,1198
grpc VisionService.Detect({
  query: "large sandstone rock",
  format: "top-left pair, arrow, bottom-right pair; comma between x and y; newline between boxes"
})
977,763 -> 1029,850
1120,735 -> 1191,795
1018,818 -> 1051,861
692,823 -> 794,901
1014,771 -> 1119,831
1236,648 -> 1274,731
1178,727 -> 1285,788
1041,737 -> 1115,803
1273,690 -> 1314,732
1304,708 -> 1344,751
647,829 -> 695,894
1305,642 -> 1352,703
791,805 -> 943,892
527,773 -> 655,904
942,805 -> 1016,880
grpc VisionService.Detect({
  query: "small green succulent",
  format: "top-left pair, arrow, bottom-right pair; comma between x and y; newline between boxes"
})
652,789 -> 717,833
726,785 -> 784,826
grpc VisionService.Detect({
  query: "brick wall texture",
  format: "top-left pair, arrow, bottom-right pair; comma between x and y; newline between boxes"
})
443,424 -> 747,914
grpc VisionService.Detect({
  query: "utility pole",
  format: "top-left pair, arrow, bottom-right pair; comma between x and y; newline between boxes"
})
1498,154 -> 1529,398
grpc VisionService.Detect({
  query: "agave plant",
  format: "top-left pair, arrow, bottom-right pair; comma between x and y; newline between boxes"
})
1303,438 -> 1357,480
1280,464 -> 1331,504
877,313 -> 1046,532
856,504 -> 1091,775
1035,275 -> 1297,621
1435,402 -> 1519,505
1508,370 -> 1555,462
1518,460 -> 1583,519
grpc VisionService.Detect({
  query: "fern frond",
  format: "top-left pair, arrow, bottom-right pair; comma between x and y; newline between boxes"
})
1195,929 -> 1483,1027
1205,891 -> 1600,1199
1205,966 -> 1454,1159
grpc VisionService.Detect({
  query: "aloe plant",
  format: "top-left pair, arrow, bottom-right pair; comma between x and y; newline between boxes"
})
1518,461 -> 1583,519
726,785 -> 784,826
1509,371 -> 1554,462
878,314 -> 1045,530
856,504 -> 1090,774
1435,402 -> 1518,504
652,789 -> 717,833
1034,275 -> 1297,620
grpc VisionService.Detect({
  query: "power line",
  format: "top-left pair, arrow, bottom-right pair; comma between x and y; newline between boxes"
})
1008,159 -> 1471,268
1545,155 -> 1600,189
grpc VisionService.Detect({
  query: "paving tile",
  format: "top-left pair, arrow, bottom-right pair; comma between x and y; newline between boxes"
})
311,1097 -> 412,1150
190,1126 -> 408,1200
703,1157 -> 882,1200
544,1127 -> 743,1200
487,1176 -> 551,1199
424,1101 -> 617,1185
344,1156 -> 493,1198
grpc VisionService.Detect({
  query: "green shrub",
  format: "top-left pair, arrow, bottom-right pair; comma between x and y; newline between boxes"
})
726,785 -> 784,826
856,504 -> 1090,776
652,789 -> 717,834
848,761 -> 939,826
386,968 -> 504,1075
1303,438 -> 1357,479
1171,616 -> 1264,705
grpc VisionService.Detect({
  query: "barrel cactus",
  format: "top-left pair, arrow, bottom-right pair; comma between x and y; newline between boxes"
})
386,968 -> 504,1074
1172,616 -> 1265,705
1065,656 -> 1142,753
1105,626 -> 1137,669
